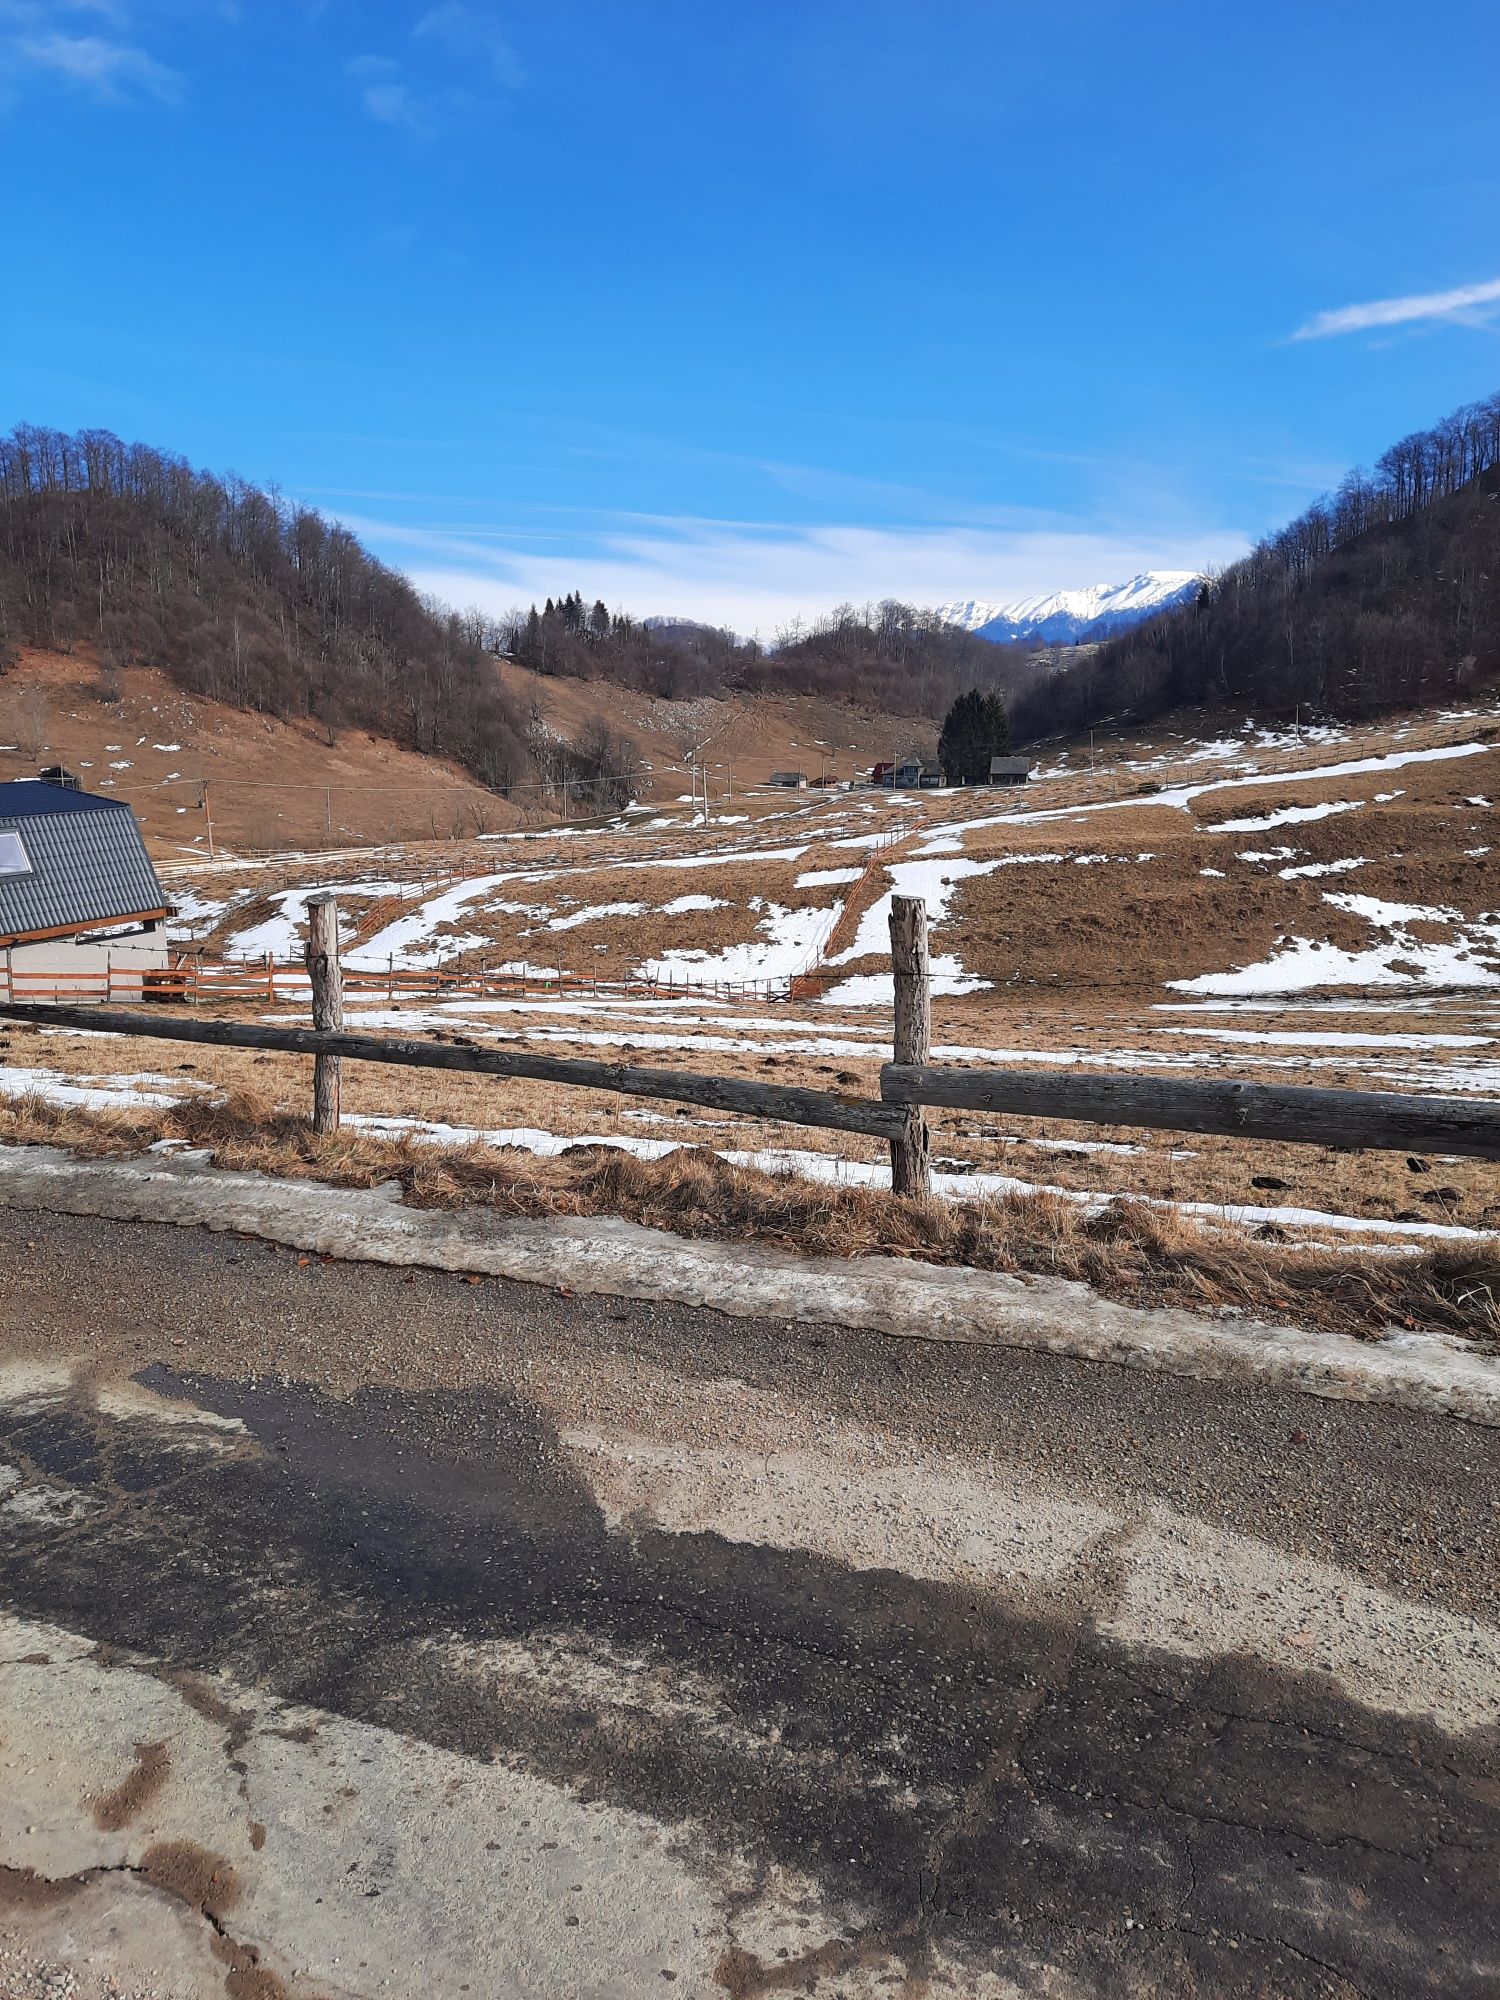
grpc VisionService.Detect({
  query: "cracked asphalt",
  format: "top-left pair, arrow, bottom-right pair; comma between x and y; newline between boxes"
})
1,1205 -> 1498,1998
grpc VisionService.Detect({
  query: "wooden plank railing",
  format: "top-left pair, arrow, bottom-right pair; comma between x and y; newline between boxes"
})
0,999 -> 906,1141
879,1064 -> 1500,1163
5,895 -> 1499,1193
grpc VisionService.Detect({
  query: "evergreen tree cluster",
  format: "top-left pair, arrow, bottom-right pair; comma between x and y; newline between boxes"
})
937,688 -> 1011,782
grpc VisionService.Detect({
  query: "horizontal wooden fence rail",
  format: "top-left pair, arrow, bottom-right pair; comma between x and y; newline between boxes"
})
7,897 -> 1498,1199
0,1000 -> 907,1142
880,1063 -> 1500,1164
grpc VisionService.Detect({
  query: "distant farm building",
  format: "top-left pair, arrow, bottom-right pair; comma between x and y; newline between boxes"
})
0,775 -> 170,1002
768,770 -> 808,788
871,761 -> 895,786
989,757 -> 1031,785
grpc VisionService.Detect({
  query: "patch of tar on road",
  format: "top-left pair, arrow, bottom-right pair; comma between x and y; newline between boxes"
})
0,1843 -> 301,2000
0,1367 -> 1496,1997
91,1738 -> 172,1830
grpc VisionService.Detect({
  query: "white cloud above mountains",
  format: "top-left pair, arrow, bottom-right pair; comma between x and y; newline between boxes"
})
1293,277 -> 1500,341
349,510 -> 1247,640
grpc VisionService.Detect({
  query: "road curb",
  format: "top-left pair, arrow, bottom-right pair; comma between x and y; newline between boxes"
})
2,1142 -> 1498,1427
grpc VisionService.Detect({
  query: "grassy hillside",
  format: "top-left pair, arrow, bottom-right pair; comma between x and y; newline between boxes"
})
0,425 -> 531,791
0,647 -> 934,857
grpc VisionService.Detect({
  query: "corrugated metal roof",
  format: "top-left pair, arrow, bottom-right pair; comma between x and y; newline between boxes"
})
0,791 -> 167,942
0,779 -> 134,819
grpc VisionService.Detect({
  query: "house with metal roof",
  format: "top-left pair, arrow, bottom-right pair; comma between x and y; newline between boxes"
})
0,776 -> 170,1001
988,756 -> 1032,785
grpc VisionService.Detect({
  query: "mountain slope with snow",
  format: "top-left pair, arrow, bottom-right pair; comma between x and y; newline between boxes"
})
940,571 -> 1202,645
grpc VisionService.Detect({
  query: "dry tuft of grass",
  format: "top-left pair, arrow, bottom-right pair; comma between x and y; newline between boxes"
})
2,1091 -> 1496,1351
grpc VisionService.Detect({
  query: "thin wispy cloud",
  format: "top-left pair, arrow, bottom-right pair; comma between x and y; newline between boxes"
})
346,53 -> 427,134
414,3 -> 522,88
0,1 -> 129,20
0,3 -> 184,106
1292,277 -> 1500,342
339,510 -> 1247,639
13,28 -> 179,97
350,3 -> 522,136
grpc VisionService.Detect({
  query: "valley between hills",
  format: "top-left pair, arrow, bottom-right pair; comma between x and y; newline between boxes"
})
4,637 -> 1497,1338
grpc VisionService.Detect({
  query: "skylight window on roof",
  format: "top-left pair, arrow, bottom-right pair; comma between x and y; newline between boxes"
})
0,829 -> 33,878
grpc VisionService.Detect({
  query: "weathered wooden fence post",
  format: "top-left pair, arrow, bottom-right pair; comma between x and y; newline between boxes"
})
888,893 -> 931,1198
305,891 -> 344,1134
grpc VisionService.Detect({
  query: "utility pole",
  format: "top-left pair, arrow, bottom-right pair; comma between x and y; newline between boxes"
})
199,781 -> 215,860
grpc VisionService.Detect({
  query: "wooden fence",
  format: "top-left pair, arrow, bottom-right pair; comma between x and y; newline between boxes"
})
0,955 -> 796,1007
3,894 -> 1499,1194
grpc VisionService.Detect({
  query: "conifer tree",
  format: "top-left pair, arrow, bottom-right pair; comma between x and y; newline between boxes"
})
937,687 -> 1010,784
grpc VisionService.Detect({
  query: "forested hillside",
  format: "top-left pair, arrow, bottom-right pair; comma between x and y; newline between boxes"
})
1009,393 -> 1500,743
10,397 -> 1493,780
500,590 -> 1018,714
0,425 -> 532,790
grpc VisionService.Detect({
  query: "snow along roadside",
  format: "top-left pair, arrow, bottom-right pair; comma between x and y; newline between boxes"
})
0,1144 -> 1496,1429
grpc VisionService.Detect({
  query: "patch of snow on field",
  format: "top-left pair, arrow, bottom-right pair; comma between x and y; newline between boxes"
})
1211,799 -> 1374,834
345,874 -> 526,969
225,881 -> 408,960
1332,891 -> 1489,928
816,958 -> 985,1006
795,867 -> 863,887
638,899 -> 843,986
546,901 -> 645,930
1155,1026 -> 1491,1051
933,741 -> 1492,846
830,854 -> 1002,961
620,844 -> 812,874
0,1066 -> 187,1113
344,1113 -> 687,1163
1278,858 -> 1368,880
167,890 -> 231,939
1172,892 -> 1500,997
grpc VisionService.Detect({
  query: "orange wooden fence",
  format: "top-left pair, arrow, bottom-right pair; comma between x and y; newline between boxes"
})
0,954 -> 799,1007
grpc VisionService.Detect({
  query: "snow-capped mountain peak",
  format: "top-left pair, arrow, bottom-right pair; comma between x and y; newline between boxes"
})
939,570 -> 1201,645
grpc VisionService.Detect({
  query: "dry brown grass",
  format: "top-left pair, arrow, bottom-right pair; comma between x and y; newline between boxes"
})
8,1007 -> 1497,1234
4,1087 -> 1496,1351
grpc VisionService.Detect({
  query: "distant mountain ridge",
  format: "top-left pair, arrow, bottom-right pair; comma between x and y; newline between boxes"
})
939,570 -> 1202,645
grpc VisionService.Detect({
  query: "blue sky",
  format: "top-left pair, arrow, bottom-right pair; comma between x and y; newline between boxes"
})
4,1 -> 1499,637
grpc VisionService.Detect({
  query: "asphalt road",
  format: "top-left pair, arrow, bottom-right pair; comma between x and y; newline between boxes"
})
1,1205 -> 1497,1999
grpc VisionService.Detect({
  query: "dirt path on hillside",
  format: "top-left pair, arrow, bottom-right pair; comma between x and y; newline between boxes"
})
1,1207 -> 1497,1997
